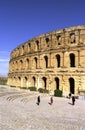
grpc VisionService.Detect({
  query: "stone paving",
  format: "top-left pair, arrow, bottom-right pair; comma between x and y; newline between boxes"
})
0,85 -> 85,130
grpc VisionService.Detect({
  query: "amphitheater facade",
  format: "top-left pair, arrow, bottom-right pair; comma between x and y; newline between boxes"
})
7,25 -> 85,96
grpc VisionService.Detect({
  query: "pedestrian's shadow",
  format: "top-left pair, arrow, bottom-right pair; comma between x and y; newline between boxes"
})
36,102 -> 39,105
48,102 -> 51,105
68,102 -> 73,105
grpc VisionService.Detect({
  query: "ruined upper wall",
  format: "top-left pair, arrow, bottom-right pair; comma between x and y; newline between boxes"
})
10,25 -> 85,60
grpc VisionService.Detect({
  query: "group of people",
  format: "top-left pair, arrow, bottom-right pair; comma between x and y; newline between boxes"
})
36,93 -> 76,106
36,95 -> 53,105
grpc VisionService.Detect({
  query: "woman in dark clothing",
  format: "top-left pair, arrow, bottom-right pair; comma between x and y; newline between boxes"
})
50,96 -> 53,105
72,95 -> 75,105
37,95 -> 40,105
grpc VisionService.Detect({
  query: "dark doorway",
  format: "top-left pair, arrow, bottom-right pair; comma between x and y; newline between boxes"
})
55,77 -> 59,90
70,53 -> 75,67
33,77 -> 36,87
56,54 -> 60,67
69,78 -> 75,94
42,77 -> 47,89
44,56 -> 48,68
34,57 -> 38,69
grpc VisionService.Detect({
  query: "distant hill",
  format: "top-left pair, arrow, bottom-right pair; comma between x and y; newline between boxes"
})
0,76 -> 8,85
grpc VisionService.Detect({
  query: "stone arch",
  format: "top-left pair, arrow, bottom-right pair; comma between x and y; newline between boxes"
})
42,77 -> 47,89
15,61 -> 18,70
16,48 -> 19,56
32,76 -> 36,87
57,35 -> 62,45
20,45 -> 24,55
13,76 -> 16,86
26,58 -> 29,69
34,57 -> 38,69
55,77 -> 59,90
45,37 -> 49,43
18,77 -> 21,87
28,43 -> 31,52
70,33 -> 76,43
44,56 -> 48,68
56,54 -> 60,67
45,37 -> 50,47
12,62 -> 14,71
69,77 -> 75,94
24,43 -> 28,53
35,40 -> 39,51
69,53 -> 75,67
20,60 -> 23,70
23,76 -> 28,88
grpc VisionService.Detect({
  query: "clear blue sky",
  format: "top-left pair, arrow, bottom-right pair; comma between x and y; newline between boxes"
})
0,0 -> 85,76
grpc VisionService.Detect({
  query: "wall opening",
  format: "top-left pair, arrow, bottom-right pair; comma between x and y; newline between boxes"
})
34,57 -> 38,69
42,77 -> 47,89
44,56 -> 48,68
70,53 -> 75,67
55,77 -> 59,90
56,54 -> 60,67
36,40 -> 39,50
69,77 -> 75,94
32,76 -> 36,87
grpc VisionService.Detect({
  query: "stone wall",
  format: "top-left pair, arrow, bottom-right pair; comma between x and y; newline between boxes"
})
7,25 -> 85,96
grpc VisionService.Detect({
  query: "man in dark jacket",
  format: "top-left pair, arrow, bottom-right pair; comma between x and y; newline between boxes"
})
72,95 -> 75,105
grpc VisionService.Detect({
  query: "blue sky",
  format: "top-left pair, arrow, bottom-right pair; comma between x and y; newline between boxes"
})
0,0 -> 85,76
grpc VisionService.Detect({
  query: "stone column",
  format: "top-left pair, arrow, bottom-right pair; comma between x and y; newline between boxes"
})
78,50 -> 80,67
49,53 -> 51,68
62,50 -> 65,67
21,77 -> 23,88
78,29 -> 80,45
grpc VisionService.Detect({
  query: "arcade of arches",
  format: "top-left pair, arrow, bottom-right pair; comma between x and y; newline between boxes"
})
7,26 -> 85,96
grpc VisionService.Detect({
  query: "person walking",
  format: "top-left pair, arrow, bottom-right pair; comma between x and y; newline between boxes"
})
50,96 -> 53,105
37,95 -> 40,105
72,95 -> 75,105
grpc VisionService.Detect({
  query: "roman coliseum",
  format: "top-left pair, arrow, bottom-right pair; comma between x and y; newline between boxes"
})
7,25 -> 85,96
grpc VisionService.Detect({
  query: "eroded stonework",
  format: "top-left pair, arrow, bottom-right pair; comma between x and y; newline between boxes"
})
7,25 -> 85,96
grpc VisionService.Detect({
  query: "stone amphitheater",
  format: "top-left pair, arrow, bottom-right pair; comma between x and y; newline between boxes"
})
7,25 -> 85,96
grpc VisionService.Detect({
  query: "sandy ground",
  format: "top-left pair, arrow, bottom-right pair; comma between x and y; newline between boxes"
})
0,85 -> 85,130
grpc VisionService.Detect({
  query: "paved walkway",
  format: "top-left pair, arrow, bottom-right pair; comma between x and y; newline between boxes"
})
0,85 -> 85,130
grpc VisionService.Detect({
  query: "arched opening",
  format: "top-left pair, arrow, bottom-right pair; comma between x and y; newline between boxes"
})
18,77 -> 21,80
20,45 -> 24,55
25,77 -> 27,81
70,53 -> 75,67
55,77 -> 59,90
12,62 -> 14,71
69,77 -> 75,94
13,77 -> 16,84
26,58 -> 29,69
15,61 -> 18,70
57,35 -> 61,45
45,38 -> 49,47
32,76 -> 36,87
20,61 -> 22,69
36,40 -> 39,50
22,45 -> 24,52
24,77 -> 28,87
45,37 -> 49,43
28,43 -> 31,52
42,77 -> 47,89
44,56 -> 48,68
18,77 -> 21,87
70,33 -> 76,43
56,54 -> 60,67
34,57 -> 38,69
